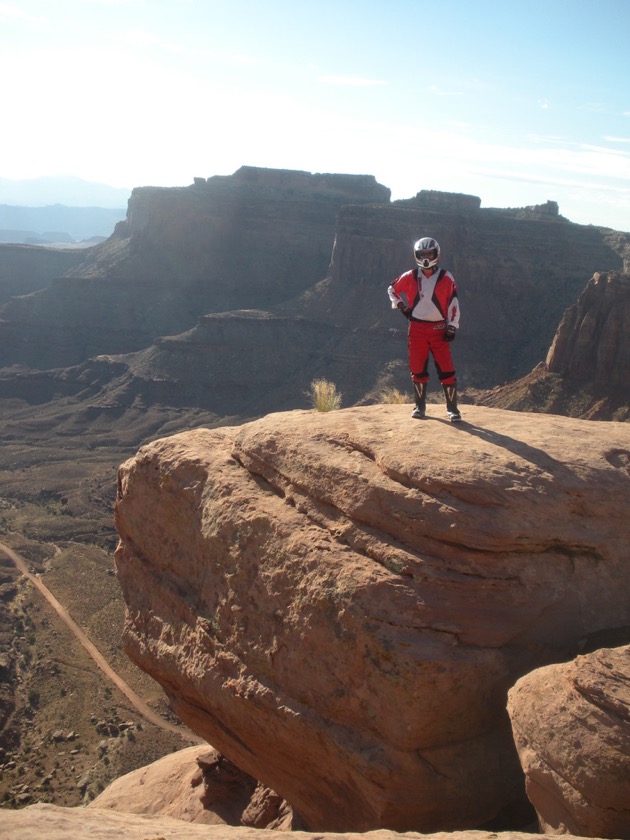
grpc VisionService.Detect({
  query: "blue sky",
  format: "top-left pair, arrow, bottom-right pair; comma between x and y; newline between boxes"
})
1,0 -> 629,231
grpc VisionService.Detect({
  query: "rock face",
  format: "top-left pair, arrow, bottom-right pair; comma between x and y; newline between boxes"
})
114,404 -> 630,832
476,272 -> 630,421
507,645 -> 630,838
546,271 -> 630,390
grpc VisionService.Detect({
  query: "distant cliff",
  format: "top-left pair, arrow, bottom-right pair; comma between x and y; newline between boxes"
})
477,270 -> 630,420
546,270 -> 629,389
0,167 -> 390,369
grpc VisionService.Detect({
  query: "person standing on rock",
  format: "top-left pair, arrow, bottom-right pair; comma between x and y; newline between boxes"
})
387,237 -> 461,421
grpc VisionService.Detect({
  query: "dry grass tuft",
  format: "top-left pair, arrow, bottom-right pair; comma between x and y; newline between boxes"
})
309,379 -> 342,412
378,387 -> 409,404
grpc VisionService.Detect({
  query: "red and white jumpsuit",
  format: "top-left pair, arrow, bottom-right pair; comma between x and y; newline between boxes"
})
387,267 -> 460,385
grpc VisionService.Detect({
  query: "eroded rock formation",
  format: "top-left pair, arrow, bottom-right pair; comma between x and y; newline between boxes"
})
508,645 -> 630,838
114,404 -> 630,832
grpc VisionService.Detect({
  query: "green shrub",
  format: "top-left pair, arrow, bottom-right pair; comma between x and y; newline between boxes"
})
310,379 -> 342,412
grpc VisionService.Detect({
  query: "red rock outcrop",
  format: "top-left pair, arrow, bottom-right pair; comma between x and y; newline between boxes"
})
507,645 -> 630,838
114,404 -> 630,832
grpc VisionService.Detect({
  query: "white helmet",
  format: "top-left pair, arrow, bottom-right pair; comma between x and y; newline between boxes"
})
414,237 -> 440,270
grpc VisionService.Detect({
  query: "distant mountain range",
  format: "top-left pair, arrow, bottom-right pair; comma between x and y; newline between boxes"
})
0,176 -> 131,243
0,205 -> 127,244
0,175 -> 131,208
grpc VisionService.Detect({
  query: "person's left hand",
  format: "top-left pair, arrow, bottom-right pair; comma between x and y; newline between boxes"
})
444,325 -> 456,342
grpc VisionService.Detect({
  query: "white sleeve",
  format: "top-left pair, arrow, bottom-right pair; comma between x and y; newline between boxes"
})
448,296 -> 460,329
387,284 -> 402,309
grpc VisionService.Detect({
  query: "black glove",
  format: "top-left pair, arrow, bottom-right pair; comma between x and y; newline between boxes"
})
444,325 -> 456,342
397,301 -> 412,319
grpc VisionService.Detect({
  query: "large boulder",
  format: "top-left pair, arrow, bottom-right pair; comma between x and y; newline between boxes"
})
507,645 -> 630,838
114,404 -> 630,832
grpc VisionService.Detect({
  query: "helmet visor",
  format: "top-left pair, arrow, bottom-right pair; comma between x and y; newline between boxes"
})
415,249 -> 437,260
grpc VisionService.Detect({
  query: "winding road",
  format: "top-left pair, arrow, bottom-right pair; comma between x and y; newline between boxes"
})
0,540 -> 203,744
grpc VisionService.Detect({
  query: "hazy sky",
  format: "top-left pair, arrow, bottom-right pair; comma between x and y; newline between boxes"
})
1,0 -> 629,231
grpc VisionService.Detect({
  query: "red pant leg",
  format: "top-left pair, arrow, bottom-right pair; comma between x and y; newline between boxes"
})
408,321 -> 456,385
408,322 -> 431,383
428,327 -> 456,385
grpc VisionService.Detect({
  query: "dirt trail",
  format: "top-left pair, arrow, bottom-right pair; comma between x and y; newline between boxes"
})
0,540 -> 203,744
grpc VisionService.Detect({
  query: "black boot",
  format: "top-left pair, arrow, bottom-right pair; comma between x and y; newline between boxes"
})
412,382 -> 427,419
442,383 -> 461,422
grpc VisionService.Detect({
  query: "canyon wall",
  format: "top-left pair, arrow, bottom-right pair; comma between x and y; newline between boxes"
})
0,167 -> 628,417
0,168 -> 390,369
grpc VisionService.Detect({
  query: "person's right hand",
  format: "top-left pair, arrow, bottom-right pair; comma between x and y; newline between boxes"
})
397,302 -> 412,319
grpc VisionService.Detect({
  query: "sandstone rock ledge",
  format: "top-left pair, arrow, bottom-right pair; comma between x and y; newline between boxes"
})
113,404 -> 630,833
0,803 -> 609,840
